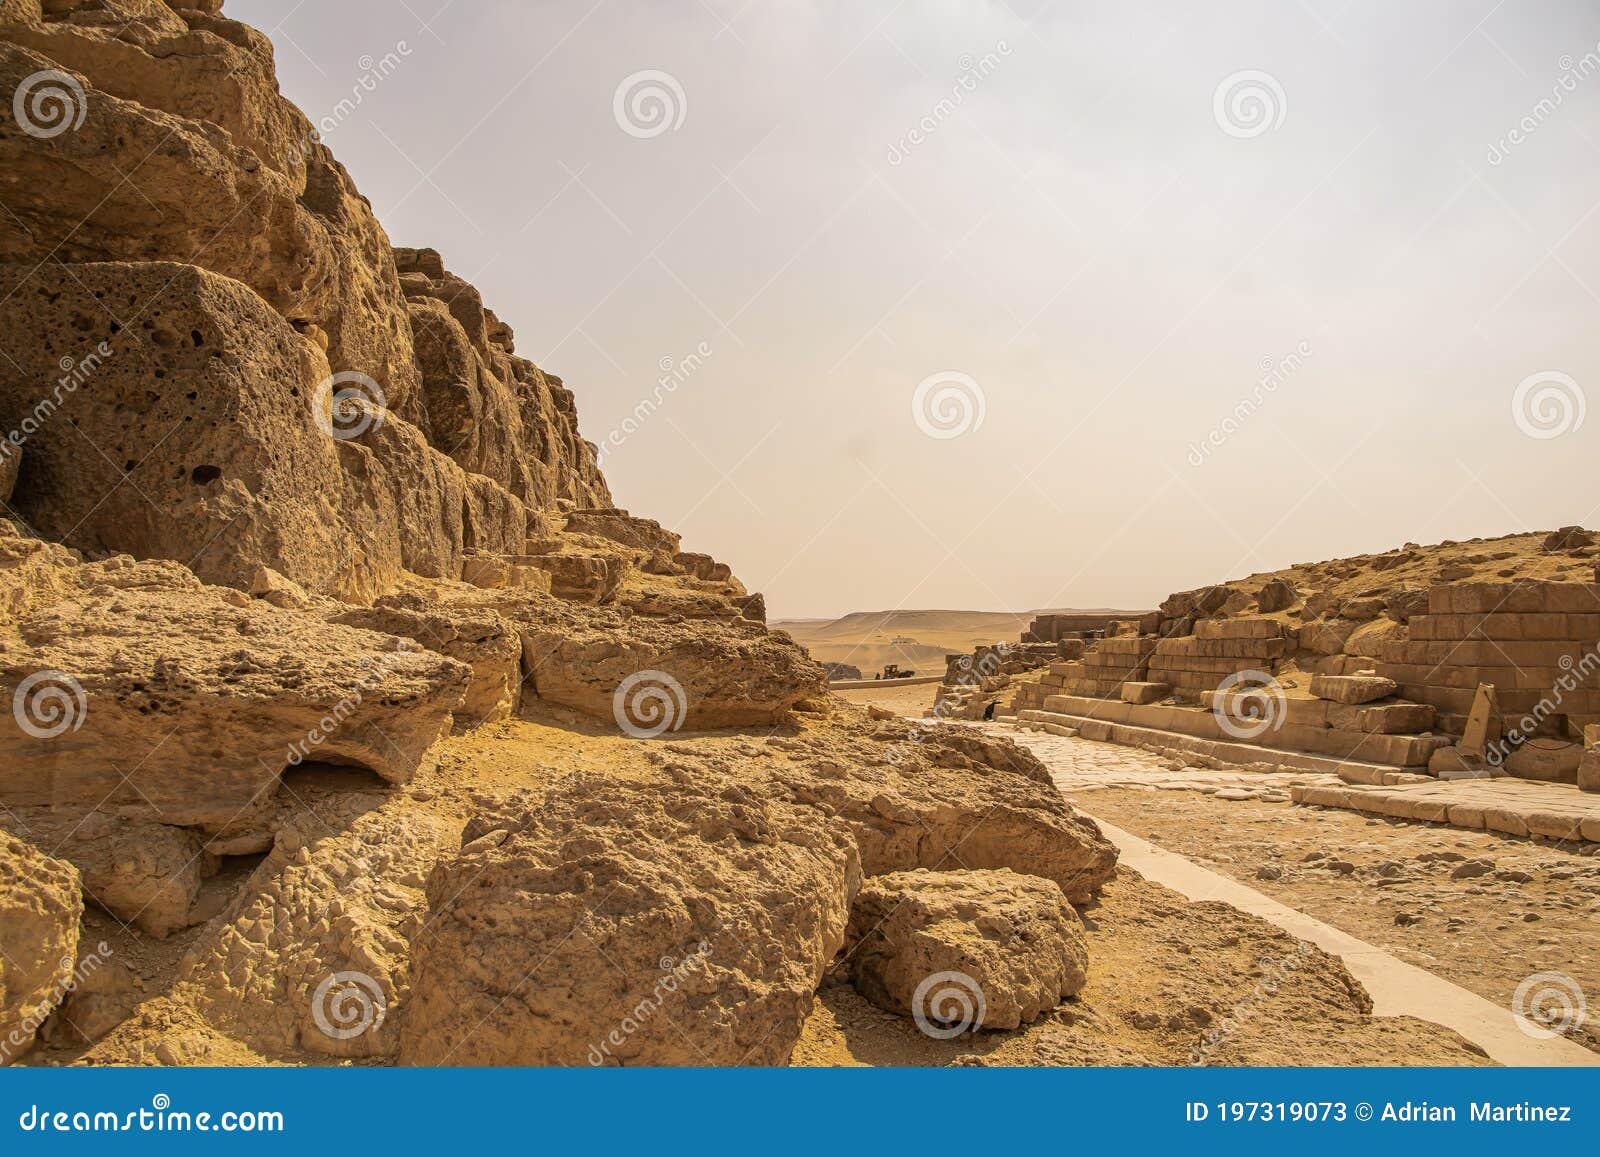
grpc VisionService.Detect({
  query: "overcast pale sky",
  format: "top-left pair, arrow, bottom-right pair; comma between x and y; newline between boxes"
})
233,0 -> 1600,620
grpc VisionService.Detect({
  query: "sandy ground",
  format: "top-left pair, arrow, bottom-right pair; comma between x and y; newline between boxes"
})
832,680 -> 942,717
1080,784 -> 1600,1053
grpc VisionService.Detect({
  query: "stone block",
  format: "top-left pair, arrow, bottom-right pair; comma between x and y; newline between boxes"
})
1309,674 -> 1399,705
462,552 -> 509,589
1523,811 -> 1585,841
1298,619 -> 1357,654
1328,701 -> 1434,734
1503,742 -> 1582,784
1193,617 -> 1285,640
1480,807 -> 1531,838
1579,750 -> 1600,793
1433,581 -> 1600,616
1119,681 -> 1172,705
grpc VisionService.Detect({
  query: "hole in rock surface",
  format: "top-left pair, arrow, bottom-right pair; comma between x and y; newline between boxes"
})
279,761 -> 390,796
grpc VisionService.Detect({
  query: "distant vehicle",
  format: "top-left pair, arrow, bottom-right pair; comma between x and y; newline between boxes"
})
875,664 -> 917,680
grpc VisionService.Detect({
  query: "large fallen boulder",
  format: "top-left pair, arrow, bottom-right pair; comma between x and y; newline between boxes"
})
400,776 -> 862,1066
0,556 -> 470,829
845,868 -> 1089,1032
0,832 -> 81,1062
0,810 -> 206,938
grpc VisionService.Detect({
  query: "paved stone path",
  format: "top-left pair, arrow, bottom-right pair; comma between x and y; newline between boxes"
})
976,721 -> 1340,803
987,719 -> 1600,842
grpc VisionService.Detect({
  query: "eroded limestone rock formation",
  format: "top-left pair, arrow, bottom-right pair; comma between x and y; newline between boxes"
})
0,0 -> 1123,1071
0,545 -> 471,829
398,718 -> 1112,1066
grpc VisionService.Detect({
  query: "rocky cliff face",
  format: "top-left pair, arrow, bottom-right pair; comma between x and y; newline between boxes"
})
0,0 -> 1124,1067
0,0 -> 610,599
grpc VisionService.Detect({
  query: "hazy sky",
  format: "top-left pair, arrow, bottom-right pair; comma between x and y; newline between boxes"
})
233,0 -> 1600,620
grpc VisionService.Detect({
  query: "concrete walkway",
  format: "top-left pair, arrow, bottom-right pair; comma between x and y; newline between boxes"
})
1094,817 -> 1599,1066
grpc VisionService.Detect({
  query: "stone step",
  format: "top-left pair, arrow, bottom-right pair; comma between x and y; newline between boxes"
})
1016,709 -> 1423,780
1037,693 -> 1449,767
1293,782 -> 1600,843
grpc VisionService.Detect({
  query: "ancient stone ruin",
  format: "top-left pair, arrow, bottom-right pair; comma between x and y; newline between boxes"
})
1002,535 -> 1600,845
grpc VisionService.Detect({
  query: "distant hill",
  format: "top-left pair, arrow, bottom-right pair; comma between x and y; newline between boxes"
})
772,607 -> 1141,673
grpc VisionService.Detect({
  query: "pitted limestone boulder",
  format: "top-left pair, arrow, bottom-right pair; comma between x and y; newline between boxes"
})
0,810 -> 206,938
0,261 -> 375,598
845,868 -> 1089,1032
399,776 -> 862,1066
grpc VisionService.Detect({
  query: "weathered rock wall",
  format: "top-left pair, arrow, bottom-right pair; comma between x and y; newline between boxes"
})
0,1 -> 610,598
